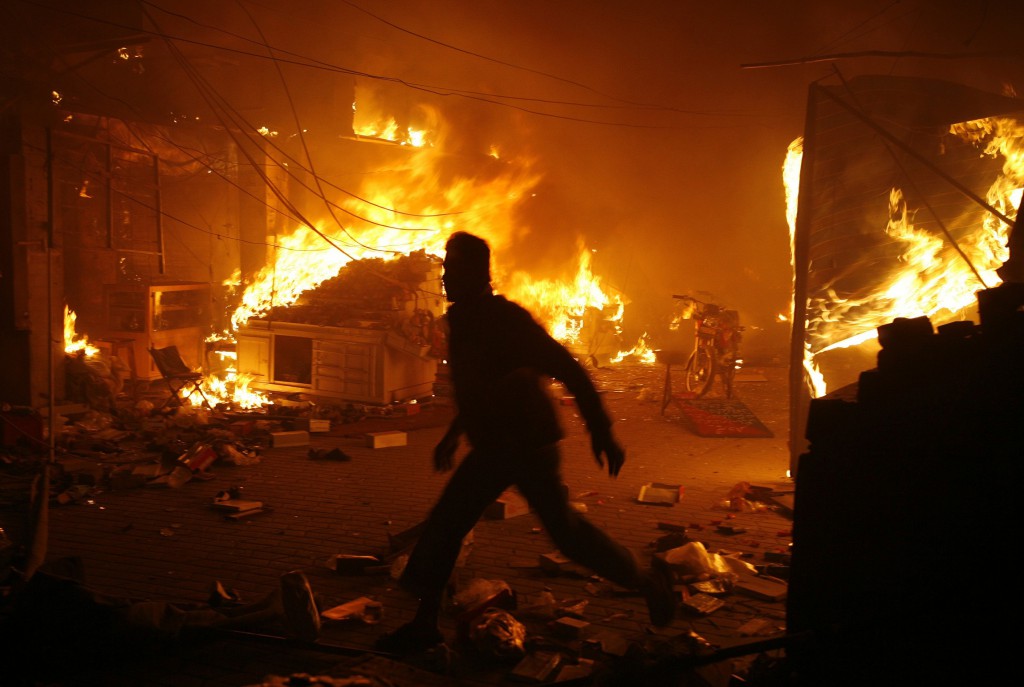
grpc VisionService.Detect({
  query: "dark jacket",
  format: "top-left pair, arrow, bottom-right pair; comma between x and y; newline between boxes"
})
446,292 -> 611,451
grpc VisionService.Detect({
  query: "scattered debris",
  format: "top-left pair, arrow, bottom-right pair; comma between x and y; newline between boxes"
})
224,506 -> 272,520
484,488 -> 531,520
54,484 -> 92,505
468,609 -> 526,660
210,493 -> 264,514
656,521 -> 687,533
650,531 -> 690,552
270,430 -> 310,447
328,554 -> 384,575
510,650 -> 562,682
365,430 -> 407,448
304,418 -> 332,433
734,574 -> 788,602
689,579 -> 730,596
679,592 -> 725,616
308,447 -> 352,461
552,657 -> 594,682
279,570 -> 321,642
538,551 -> 588,577
451,578 -> 513,614
636,482 -> 683,506
550,616 -> 590,639
321,596 -> 382,624
517,591 -> 558,620
736,617 -> 777,637
208,580 -> 242,607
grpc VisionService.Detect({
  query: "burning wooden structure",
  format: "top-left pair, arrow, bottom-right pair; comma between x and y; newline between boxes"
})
235,251 -> 445,404
787,75 -> 1024,472
785,75 -> 1024,683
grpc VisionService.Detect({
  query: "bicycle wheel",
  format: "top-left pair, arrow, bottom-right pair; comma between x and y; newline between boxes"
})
685,345 -> 716,397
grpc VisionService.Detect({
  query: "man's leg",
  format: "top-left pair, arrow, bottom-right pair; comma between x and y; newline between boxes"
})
378,449 -> 509,652
516,445 -> 677,626
515,445 -> 640,587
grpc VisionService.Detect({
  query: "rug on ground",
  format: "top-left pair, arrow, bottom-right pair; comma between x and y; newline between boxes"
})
673,398 -> 774,438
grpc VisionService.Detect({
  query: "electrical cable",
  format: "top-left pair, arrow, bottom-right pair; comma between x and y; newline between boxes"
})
145,0 -> 735,117
334,0 -> 730,117
151,22 -> 448,301
233,0 -> 380,256
17,0 -> 721,129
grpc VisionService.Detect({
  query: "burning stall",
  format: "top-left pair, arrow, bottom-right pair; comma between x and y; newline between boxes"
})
786,75 -> 1024,468
235,251 -> 444,405
784,75 -> 1024,683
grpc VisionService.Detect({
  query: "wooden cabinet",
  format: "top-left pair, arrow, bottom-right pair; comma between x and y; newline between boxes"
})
103,282 -> 210,380
236,320 -> 436,405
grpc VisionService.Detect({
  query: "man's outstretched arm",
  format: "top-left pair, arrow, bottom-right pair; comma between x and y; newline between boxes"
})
515,313 -> 625,477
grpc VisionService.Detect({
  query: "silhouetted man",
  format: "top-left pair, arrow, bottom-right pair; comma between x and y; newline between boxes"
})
376,231 -> 675,654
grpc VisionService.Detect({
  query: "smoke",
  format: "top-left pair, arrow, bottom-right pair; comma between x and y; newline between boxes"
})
153,0 -> 1024,348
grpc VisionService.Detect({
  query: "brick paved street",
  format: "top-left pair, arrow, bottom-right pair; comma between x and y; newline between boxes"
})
7,362 -> 793,686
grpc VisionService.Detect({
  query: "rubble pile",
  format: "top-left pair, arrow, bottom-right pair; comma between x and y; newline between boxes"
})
261,251 -> 441,331
790,282 -> 1024,686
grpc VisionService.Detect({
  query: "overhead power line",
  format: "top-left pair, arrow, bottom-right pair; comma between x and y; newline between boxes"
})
21,0 -> 735,128
742,49 -> 1024,70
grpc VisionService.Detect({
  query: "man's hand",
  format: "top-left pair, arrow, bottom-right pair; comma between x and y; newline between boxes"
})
433,429 -> 459,472
591,429 -> 625,478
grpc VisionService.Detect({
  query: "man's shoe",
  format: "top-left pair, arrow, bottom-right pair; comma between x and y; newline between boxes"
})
643,560 -> 678,627
279,570 -> 320,641
375,622 -> 445,655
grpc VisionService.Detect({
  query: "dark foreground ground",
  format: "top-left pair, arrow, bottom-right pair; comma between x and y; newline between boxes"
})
1,362 -> 796,686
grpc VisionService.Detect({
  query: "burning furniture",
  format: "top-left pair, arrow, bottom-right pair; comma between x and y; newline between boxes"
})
235,252 -> 444,405
148,345 -> 212,409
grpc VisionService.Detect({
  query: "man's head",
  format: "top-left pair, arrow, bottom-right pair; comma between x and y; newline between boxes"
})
443,232 -> 492,302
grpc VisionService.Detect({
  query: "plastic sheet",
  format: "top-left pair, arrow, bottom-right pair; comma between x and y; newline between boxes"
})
663,541 -> 757,577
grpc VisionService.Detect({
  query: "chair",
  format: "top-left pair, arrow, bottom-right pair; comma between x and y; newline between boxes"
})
148,345 -> 212,409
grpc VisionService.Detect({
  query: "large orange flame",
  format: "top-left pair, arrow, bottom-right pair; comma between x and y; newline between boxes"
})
503,244 -> 624,345
198,104 -> 631,407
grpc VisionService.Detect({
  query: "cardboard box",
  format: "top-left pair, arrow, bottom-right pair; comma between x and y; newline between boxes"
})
486,483 -> 567,519
365,430 -> 407,448
306,418 -> 331,433
270,430 -> 310,447
637,482 -> 683,506
484,488 -> 531,520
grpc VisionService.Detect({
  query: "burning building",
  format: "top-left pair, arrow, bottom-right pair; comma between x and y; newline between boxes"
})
0,1 -> 647,415
786,75 -> 1024,471
783,74 -> 1024,684
233,251 -> 445,405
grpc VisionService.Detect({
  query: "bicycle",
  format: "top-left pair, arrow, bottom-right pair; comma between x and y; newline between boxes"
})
673,295 -> 743,399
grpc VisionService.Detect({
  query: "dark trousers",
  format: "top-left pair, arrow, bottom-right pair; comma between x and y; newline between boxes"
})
400,443 -> 642,601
